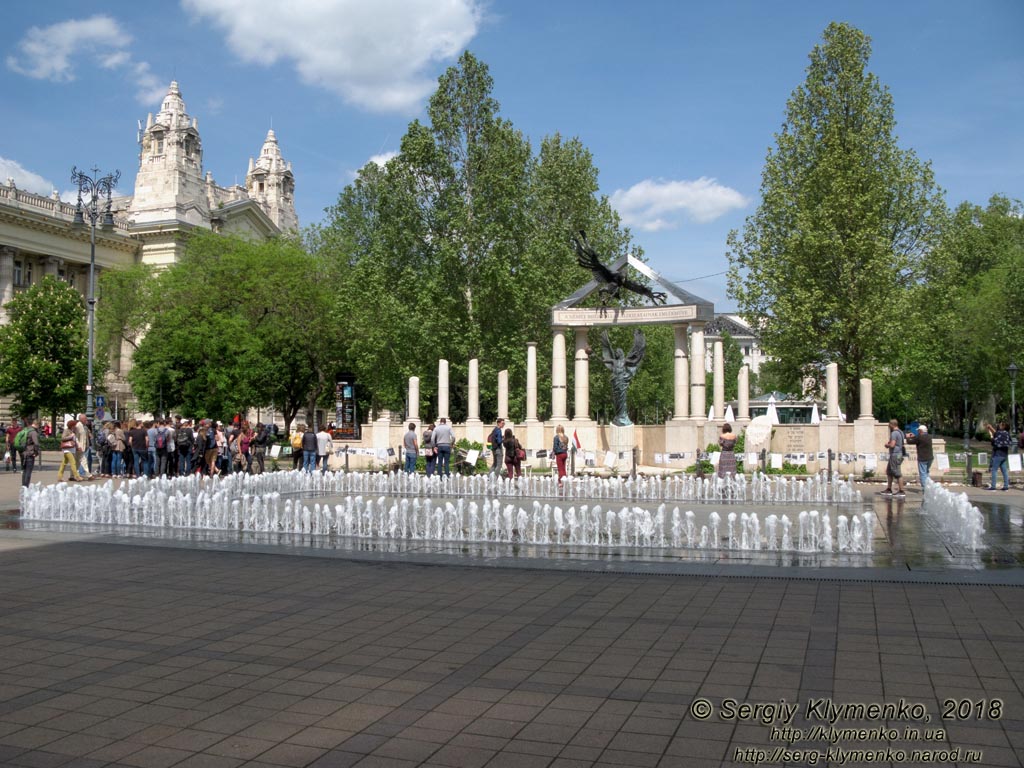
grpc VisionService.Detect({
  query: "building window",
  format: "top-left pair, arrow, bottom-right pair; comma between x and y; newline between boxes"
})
13,260 -> 22,286
25,262 -> 32,285
155,136 -> 164,154
259,182 -> 265,194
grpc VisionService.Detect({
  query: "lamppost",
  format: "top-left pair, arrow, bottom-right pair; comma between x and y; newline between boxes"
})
962,377 -> 971,482
1009,362 -> 1019,444
958,376 -> 966,454
71,166 -> 120,422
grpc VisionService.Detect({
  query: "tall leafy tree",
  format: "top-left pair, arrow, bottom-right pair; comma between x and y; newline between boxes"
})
726,22 -> 946,417
0,276 -> 92,422
316,52 -> 640,422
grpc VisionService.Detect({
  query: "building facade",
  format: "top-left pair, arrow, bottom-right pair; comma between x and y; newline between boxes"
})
0,81 -> 297,417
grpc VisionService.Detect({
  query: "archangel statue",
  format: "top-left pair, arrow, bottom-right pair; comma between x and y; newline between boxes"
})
600,329 -> 646,427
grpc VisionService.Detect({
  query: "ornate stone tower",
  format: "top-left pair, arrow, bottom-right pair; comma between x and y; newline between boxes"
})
129,81 -> 209,227
245,130 -> 298,233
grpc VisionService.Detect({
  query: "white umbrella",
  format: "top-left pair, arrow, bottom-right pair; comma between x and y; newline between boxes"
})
724,404 -> 735,422
811,403 -> 820,424
708,405 -> 714,420
767,395 -> 780,425
744,415 -> 773,448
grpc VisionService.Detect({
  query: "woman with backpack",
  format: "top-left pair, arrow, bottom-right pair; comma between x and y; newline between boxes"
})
503,427 -> 523,479
552,424 -> 569,484
986,421 -> 1012,491
20,419 -> 40,487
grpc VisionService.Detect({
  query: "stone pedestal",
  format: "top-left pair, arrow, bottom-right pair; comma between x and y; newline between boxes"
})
608,424 -> 635,473
664,420 -> 701,462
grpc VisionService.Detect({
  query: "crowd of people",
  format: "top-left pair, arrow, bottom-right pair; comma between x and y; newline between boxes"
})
2,414 -> 337,487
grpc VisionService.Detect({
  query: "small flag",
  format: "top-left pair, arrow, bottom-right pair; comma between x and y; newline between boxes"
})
572,429 -> 582,450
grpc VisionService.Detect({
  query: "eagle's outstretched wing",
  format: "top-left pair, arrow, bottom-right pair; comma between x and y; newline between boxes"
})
572,230 -> 617,284
621,276 -> 668,306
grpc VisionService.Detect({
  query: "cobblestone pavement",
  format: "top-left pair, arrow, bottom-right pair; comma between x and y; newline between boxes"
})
0,539 -> 1022,767
1,461 -> 1023,766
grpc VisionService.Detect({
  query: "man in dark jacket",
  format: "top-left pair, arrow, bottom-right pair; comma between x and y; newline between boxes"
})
21,418 -> 40,488
905,424 -> 934,489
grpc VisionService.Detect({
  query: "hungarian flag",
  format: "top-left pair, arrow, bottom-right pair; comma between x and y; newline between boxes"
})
572,429 -> 582,450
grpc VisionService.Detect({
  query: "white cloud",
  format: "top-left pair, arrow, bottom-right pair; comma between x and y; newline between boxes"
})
6,14 -> 165,105
0,157 -> 56,196
181,0 -> 483,113
369,151 -> 398,167
610,177 -> 749,231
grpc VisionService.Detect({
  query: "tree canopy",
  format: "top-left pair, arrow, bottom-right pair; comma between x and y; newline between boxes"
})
312,51 -> 648,423
726,22 -> 946,418
0,276 -> 92,419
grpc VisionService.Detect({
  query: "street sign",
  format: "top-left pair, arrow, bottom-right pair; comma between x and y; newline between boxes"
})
95,407 -> 106,421
95,395 -> 106,407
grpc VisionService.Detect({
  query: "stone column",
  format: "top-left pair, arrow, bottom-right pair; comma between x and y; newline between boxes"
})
526,342 -> 538,422
738,365 -> 750,420
859,378 -> 873,419
826,362 -> 840,419
467,359 -> 480,422
713,340 -> 724,421
574,328 -> 590,421
672,324 -> 689,420
0,247 -> 15,322
690,322 -> 706,421
407,376 -> 420,421
551,327 -> 568,420
437,359 -> 449,420
465,358 -> 483,443
498,370 -> 509,421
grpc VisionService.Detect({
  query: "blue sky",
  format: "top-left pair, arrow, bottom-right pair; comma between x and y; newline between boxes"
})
2,0 -> 1021,311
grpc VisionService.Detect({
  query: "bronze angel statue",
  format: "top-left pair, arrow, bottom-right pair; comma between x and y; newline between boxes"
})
572,230 -> 667,307
600,329 -> 646,427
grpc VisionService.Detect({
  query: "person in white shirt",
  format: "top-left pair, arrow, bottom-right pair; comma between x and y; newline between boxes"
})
316,426 -> 333,473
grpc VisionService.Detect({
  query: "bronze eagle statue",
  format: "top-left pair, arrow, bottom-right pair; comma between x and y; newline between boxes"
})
572,230 -> 667,307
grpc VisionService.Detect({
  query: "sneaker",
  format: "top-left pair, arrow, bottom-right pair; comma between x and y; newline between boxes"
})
881,490 -> 893,496
895,491 -> 906,497
1001,487 -> 1010,491
986,486 -> 997,491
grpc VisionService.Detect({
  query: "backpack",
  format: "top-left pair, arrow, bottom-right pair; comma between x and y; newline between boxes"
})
290,432 -> 303,450
176,428 -> 193,448
13,428 -> 30,451
155,428 -> 167,451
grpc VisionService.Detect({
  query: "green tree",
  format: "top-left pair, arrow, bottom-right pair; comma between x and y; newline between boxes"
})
315,52 -> 639,422
0,276 -> 92,421
124,232 -> 346,430
726,22 -> 946,417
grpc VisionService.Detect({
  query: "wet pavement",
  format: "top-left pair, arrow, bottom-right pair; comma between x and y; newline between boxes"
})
1,465 -> 1023,767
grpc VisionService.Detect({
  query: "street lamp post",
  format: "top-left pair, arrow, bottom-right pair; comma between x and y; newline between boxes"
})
961,377 -> 970,452
71,166 -> 120,422
1009,362 -> 1019,446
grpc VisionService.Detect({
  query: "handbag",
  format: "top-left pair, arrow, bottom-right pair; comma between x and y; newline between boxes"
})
516,447 -> 526,461
60,437 -> 76,451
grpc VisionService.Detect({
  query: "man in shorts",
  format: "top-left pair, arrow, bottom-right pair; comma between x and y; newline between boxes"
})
882,418 -> 905,497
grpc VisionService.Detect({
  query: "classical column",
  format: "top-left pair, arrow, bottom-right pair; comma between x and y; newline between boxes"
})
713,340 -> 724,420
551,326 -> 568,420
407,376 -> 420,421
467,359 -> 480,422
574,328 -> 590,421
690,322 -> 706,420
0,247 -> 15,321
526,342 -> 538,422
672,324 -> 689,420
498,370 -> 509,421
738,365 -> 750,420
437,359 -> 449,420
465,358 -> 484,442
826,362 -> 840,419
859,378 -> 873,419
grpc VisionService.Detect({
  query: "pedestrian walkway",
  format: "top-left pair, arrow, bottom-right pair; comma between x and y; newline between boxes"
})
1,469 -> 1023,767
